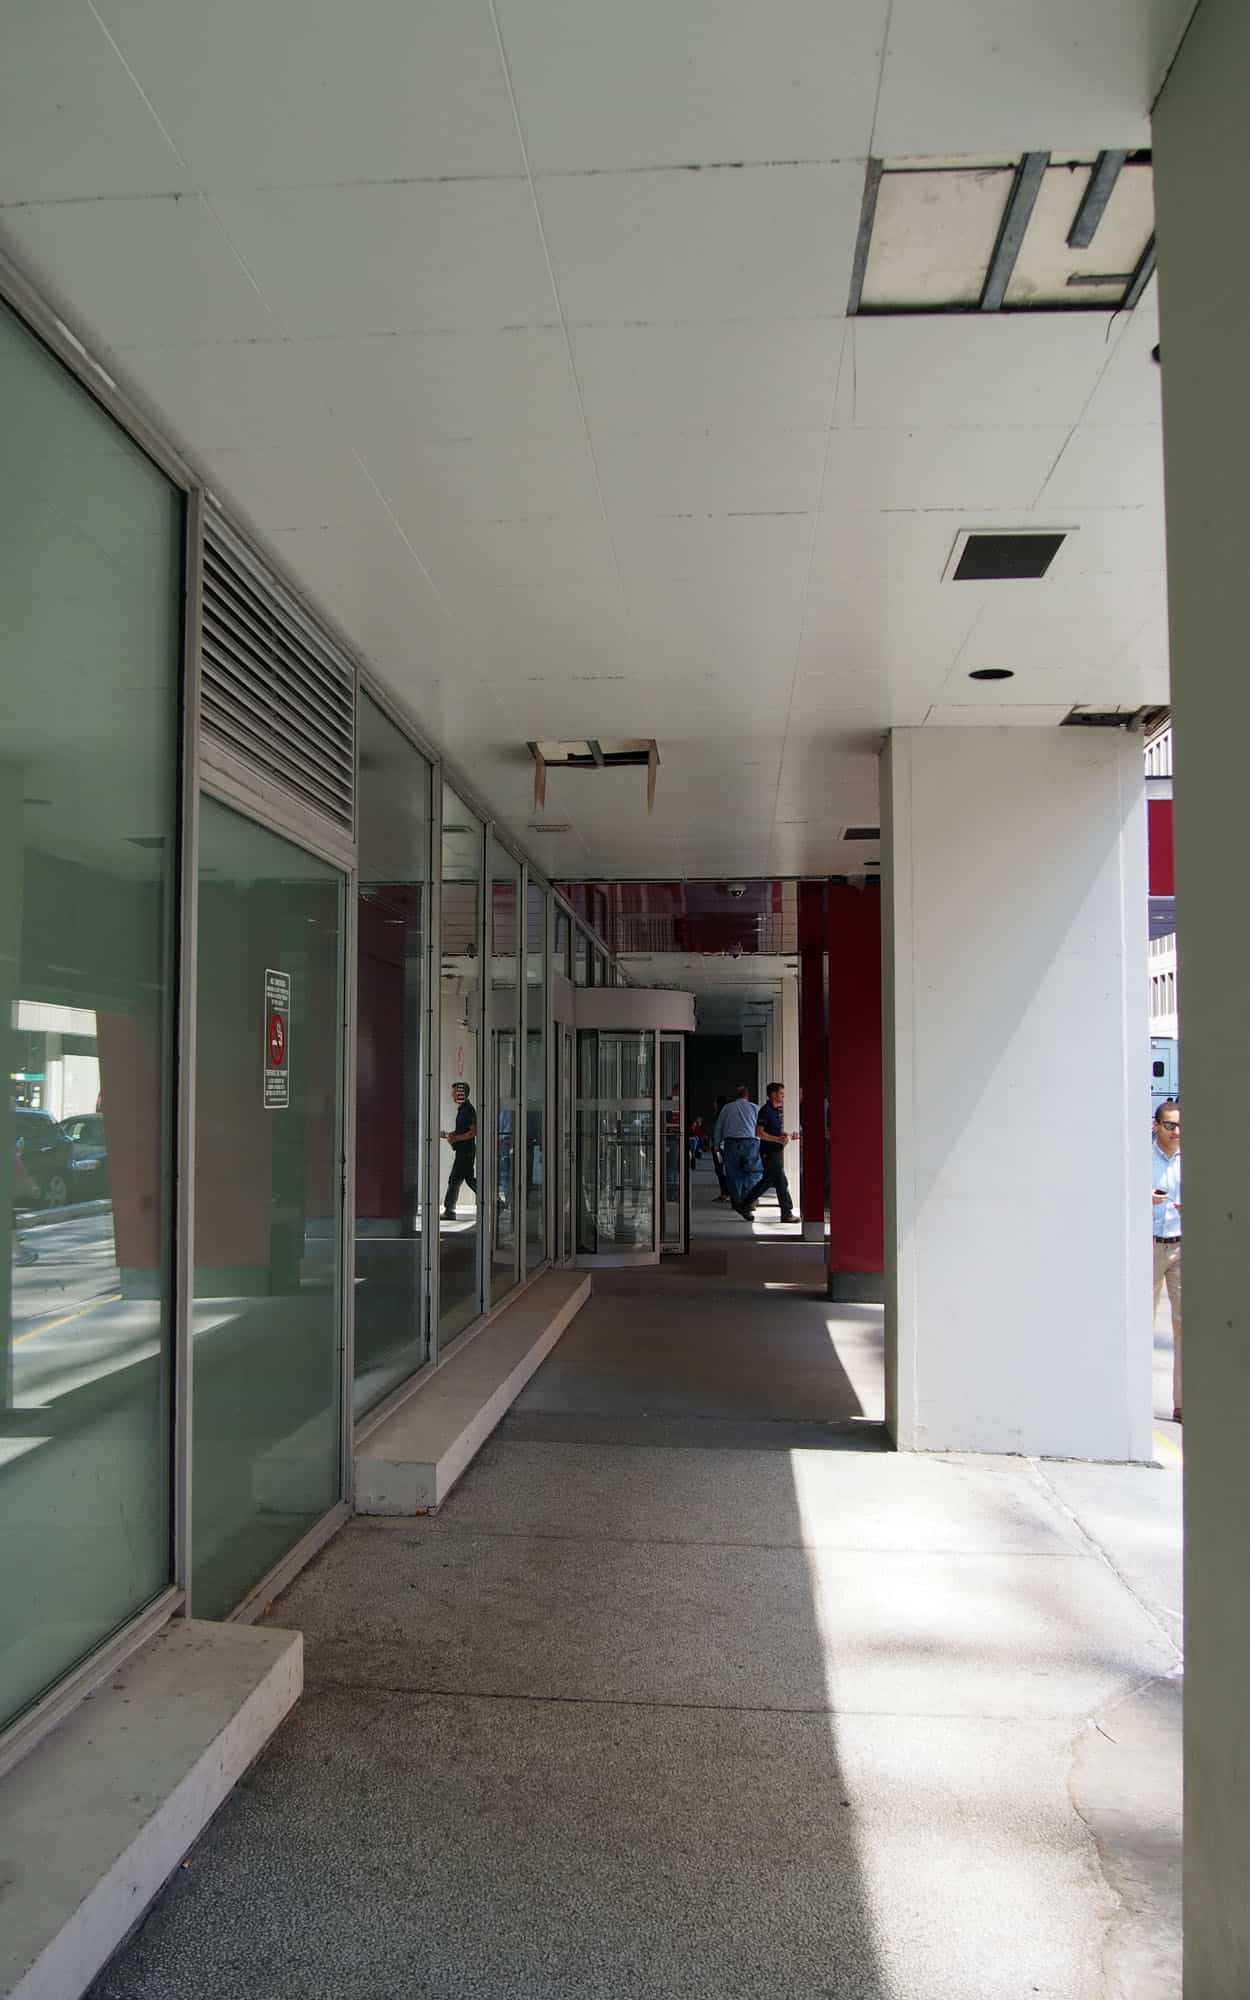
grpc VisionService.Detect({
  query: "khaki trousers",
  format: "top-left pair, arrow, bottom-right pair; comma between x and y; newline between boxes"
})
1153,1237 -> 1182,1414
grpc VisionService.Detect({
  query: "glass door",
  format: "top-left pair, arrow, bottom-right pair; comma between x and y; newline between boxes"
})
576,1030 -> 656,1256
660,1033 -> 688,1253
191,796 -> 345,1620
558,1023 -> 575,1262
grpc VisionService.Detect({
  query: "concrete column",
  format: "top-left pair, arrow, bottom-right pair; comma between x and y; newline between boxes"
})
797,881 -> 827,1238
1154,9 -> 1250,1988
881,727 -> 1150,1460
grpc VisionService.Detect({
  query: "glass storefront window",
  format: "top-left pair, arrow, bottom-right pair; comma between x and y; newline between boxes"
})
438,788 -> 483,1343
0,303 -> 181,1732
525,882 -> 548,1270
489,839 -> 520,1304
573,929 -> 589,988
353,695 -> 431,1415
191,799 -> 345,1620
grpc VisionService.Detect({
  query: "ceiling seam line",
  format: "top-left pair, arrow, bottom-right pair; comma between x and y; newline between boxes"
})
865,0 -> 898,160
487,0 -> 629,618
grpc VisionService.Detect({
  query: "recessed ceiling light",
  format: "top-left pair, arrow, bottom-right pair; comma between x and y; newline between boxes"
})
969,668 -> 1015,681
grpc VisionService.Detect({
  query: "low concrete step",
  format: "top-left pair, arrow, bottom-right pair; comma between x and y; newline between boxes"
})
1,1620 -> 301,2000
355,1269 -> 591,1514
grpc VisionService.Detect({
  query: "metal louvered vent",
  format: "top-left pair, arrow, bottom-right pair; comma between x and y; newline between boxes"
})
201,518 -> 355,832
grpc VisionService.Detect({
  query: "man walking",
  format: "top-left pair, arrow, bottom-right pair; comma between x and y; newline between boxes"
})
1152,1098 -> 1182,1422
743,1082 -> 797,1224
441,1081 -> 477,1221
713,1084 -> 760,1211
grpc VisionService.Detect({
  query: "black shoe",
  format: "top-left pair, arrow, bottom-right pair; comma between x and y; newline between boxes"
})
779,1212 -> 796,1224
442,1209 -> 456,1221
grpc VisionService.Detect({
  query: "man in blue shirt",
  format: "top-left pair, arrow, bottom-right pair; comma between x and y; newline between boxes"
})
1152,1098 -> 1182,1422
743,1082 -> 797,1224
712,1084 -> 760,1209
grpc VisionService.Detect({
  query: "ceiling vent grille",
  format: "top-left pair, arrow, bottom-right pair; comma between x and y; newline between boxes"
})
200,517 -> 356,832
841,825 -> 881,841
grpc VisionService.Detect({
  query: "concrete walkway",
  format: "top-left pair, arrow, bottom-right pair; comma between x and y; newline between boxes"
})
93,1189 -> 1182,1999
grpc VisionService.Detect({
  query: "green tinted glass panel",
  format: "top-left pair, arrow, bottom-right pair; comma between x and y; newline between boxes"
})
438,786 -> 483,1344
0,302 -> 180,1732
192,798 -> 344,1620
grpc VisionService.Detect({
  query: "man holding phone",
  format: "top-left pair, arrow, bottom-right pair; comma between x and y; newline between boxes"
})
1152,1099 -> 1182,1422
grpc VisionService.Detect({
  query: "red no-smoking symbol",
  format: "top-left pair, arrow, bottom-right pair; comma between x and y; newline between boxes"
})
268,1012 -> 286,1068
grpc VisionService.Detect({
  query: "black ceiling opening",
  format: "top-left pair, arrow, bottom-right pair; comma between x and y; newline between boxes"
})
954,532 -> 1065,581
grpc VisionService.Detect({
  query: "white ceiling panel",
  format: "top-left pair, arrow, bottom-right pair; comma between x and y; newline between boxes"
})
924,704 -> 1071,726
1082,282 -> 1161,428
612,511 -> 814,593
305,327 -> 582,445
0,195 -> 278,348
497,0 -> 887,172
400,514 -> 622,602
874,0 -> 1195,156
113,339 -> 339,452
363,436 -> 602,539
569,318 -> 845,439
97,0 -> 522,185
595,427 -> 827,518
851,315 -> 1124,429
820,424 -> 1070,513
956,603 -> 1146,682
201,446 -> 382,536
211,182 -> 555,338
1036,425 -> 1165,512
0,3 -> 188,204
539,164 -> 862,326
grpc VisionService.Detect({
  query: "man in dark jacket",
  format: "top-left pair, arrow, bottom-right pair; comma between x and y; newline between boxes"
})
441,1082 -> 477,1220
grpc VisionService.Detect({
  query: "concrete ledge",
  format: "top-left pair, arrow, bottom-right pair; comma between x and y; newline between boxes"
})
355,1270 -> 591,1514
0,1619 -> 301,2000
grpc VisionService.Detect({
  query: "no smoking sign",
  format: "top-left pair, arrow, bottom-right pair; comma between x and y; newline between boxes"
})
264,968 -> 291,1109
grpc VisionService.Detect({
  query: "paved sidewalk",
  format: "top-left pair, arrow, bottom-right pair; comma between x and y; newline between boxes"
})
94,1209 -> 1182,1999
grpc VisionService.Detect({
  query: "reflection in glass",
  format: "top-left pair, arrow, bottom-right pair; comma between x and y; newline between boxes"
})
439,788 -> 483,1343
576,1031 -> 656,1254
354,695 -> 430,1415
0,302 -> 180,1731
489,839 -> 520,1304
192,799 -> 344,1621
555,908 -> 571,981
559,1025 -> 575,1262
661,1035 -> 685,1251
573,928 -> 589,987
525,882 -> 548,1269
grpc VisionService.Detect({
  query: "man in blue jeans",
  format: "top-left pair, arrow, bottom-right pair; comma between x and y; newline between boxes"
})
712,1084 -> 761,1210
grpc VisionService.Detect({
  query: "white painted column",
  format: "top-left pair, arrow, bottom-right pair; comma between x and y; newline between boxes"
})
881,726 -> 1151,1461
1154,8 -> 1250,1988
781,972 -> 801,1215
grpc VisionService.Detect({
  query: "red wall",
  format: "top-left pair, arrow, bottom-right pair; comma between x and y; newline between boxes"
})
827,882 -> 884,1275
1148,798 -> 1175,895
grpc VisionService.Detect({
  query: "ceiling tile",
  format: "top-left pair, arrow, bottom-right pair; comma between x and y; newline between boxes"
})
0,2 -> 188,204
821,425 -> 1070,513
364,436 -> 602,540
570,318 -> 845,438
0,195 -> 278,348
1082,283 -> 1161,427
596,427 -> 826,517
211,181 -> 555,337
956,603 -> 1145,682
202,445 -> 382,535
113,338 -> 339,452
497,0 -> 887,171
304,326 -> 583,444
1036,427 -> 1165,511
540,163 -> 862,325
851,316 -> 1117,429
874,0 -> 1193,156
97,0 -> 522,184
403,514 -> 622,601
612,511 -> 814,592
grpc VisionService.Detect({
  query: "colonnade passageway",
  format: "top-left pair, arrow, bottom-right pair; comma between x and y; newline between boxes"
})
93,1173 -> 1181,1999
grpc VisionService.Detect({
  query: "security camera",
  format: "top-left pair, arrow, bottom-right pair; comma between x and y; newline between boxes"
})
724,881 -> 746,899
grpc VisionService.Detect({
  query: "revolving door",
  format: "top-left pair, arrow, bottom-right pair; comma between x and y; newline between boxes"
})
572,989 -> 694,1267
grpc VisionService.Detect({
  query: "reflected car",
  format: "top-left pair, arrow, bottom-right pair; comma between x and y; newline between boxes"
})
60,1114 -> 109,1198
14,1107 -> 74,1209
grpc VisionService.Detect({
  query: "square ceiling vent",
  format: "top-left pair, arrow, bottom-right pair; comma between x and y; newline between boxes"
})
943,528 -> 1069,582
529,738 -> 660,814
851,151 -> 1154,315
